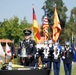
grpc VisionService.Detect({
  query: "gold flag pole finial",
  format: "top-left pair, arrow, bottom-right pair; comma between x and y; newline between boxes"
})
32,4 -> 34,8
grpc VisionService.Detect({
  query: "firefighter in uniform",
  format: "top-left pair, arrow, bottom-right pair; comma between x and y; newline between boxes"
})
62,42 -> 74,75
18,29 -> 37,66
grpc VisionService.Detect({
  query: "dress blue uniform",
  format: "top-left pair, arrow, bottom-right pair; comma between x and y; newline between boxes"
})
35,44 -> 46,69
18,29 -> 36,66
53,42 -> 61,75
42,42 -> 51,70
48,40 -> 54,71
62,42 -> 74,75
35,42 -> 51,69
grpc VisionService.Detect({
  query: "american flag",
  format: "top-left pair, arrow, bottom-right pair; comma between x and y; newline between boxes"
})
43,8 -> 49,41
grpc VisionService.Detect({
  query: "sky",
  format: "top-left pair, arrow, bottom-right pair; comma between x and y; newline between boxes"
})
0,0 -> 76,25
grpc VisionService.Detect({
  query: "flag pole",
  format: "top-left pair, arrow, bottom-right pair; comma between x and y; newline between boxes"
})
43,5 -> 49,43
72,32 -> 74,44
5,42 -> 7,63
32,4 -> 34,40
13,40 -> 14,64
12,47 -> 14,64
5,42 -> 12,63
44,5 -> 47,43
32,4 -> 41,44
54,4 -> 57,43
11,40 -> 15,64
52,4 -> 61,43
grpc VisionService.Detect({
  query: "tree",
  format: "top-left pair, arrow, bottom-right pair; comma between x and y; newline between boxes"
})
64,7 -> 76,43
0,16 -> 32,44
42,0 -> 68,44
43,0 -> 67,28
70,7 -> 76,23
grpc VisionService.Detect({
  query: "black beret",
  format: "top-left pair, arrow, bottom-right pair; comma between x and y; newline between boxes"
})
23,29 -> 32,36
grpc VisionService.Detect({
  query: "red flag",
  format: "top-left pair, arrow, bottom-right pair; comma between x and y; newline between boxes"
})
5,43 -> 11,56
33,6 -> 41,44
52,7 -> 61,42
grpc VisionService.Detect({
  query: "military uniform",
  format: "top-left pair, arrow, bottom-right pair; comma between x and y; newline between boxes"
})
48,40 -> 54,70
42,43 -> 50,69
18,29 -> 36,66
35,44 -> 44,69
53,42 -> 61,75
62,42 -> 74,75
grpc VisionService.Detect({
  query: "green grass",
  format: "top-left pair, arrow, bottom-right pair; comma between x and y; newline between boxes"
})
0,57 -> 76,75
14,58 -> 76,75
50,62 -> 76,75
72,63 -> 76,75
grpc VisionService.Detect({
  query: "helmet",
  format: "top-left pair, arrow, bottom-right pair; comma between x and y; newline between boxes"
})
48,40 -> 52,44
65,42 -> 70,45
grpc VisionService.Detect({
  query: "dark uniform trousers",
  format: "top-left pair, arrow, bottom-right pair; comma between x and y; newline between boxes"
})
63,62 -> 72,75
20,56 -> 35,66
35,47 -> 51,70
62,49 -> 74,75
42,47 -> 53,70
42,58 -> 51,70
53,59 -> 60,75
49,47 -> 54,71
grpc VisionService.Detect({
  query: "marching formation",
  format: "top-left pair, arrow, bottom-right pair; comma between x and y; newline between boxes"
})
17,29 -> 74,75
0,4 -> 75,75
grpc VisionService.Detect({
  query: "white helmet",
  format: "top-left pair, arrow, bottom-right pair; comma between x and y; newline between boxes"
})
65,42 -> 70,45
48,40 -> 52,44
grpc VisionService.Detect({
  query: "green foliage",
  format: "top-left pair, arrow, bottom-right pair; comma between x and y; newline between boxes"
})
43,0 -> 67,28
41,0 -> 76,44
0,16 -> 32,44
51,63 -> 76,75
41,0 -> 68,44
63,7 -> 76,43
0,0 -> 76,45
